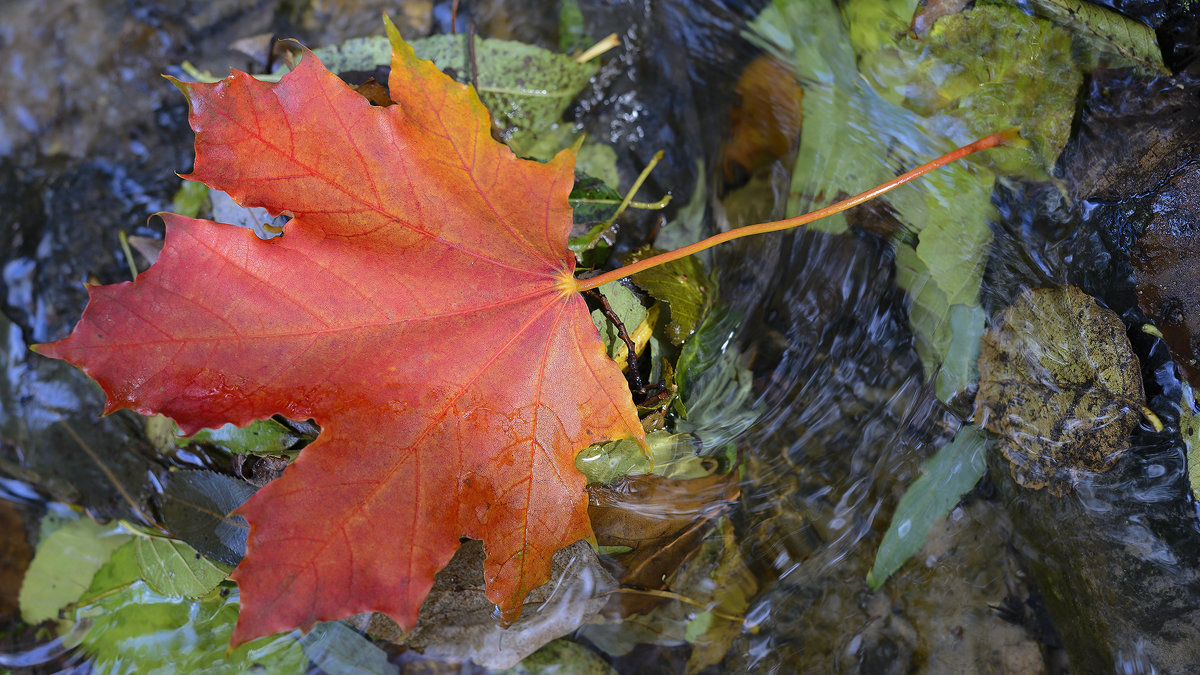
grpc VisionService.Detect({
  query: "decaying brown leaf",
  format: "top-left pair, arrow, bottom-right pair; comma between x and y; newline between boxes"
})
974,285 -> 1151,496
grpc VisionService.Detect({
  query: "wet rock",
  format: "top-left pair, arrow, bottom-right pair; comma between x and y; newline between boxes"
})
0,500 -> 32,617
990,443 -> 1200,674
1059,71 -> 1200,203
987,67 -> 1200,674
353,539 -> 615,670
1131,164 -> 1200,387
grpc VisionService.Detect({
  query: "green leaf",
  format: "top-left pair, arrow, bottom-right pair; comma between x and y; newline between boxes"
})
411,35 -> 597,140
867,424 -> 986,590
1184,385 -> 1200,501
974,286 -> 1148,496
301,621 -> 399,675
752,0 -> 893,235
309,36 -> 392,74
934,304 -> 986,403
19,516 -> 131,624
855,3 -> 1081,176
133,537 -> 231,599
71,577 -> 305,673
630,248 -> 713,345
1024,0 -> 1169,75
169,181 -> 210,219
570,174 -> 623,230
505,639 -> 615,675
575,431 -> 688,485
558,0 -> 594,54
161,470 -> 256,566
181,419 -> 301,457
302,32 -> 596,143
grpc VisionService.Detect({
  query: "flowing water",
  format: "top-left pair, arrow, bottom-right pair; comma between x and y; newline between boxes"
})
2,0 -> 1200,673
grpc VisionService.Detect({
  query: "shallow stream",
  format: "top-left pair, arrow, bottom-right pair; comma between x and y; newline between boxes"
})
3,1 -> 1200,673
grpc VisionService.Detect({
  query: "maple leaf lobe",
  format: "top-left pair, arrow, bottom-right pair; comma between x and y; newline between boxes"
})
35,25 -> 642,646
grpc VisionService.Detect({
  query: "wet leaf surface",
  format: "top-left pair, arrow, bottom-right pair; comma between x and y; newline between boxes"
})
132,536 -> 231,599
1025,0 -> 1168,74
300,620 -> 398,675
868,424 -> 986,589
160,470 -> 256,566
629,248 -> 713,346
588,471 -> 739,615
18,516 -> 130,624
974,285 -> 1147,496
73,541 -> 305,673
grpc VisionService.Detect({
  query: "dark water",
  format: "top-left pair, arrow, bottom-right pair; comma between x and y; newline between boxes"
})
3,0 -> 1200,673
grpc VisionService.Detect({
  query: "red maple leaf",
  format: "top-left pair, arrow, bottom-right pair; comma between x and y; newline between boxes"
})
35,24 -> 642,644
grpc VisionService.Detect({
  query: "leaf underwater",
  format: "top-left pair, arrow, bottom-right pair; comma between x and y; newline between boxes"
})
33,19 -> 643,645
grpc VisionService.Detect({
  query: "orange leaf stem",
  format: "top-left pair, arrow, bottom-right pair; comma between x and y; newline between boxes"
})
575,129 -> 1018,293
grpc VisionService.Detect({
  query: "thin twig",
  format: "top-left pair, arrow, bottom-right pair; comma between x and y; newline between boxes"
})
605,587 -> 748,624
585,288 -> 644,392
466,23 -> 480,94
118,230 -> 139,280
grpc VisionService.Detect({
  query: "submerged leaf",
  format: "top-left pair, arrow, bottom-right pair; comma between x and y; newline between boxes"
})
974,286 -> 1148,496
19,516 -> 130,624
72,546 -> 305,673
301,621 -> 399,675
630,248 -> 713,346
1183,386 -> 1200,502
867,424 -> 986,589
132,536 -> 231,599
160,470 -> 256,566
1025,0 -> 1168,75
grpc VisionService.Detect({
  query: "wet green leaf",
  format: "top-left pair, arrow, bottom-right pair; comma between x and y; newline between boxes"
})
1025,0 -> 1168,75
571,174 -> 623,232
672,309 -> 761,455
169,180 -> 210,219
630,248 -> 713,346
184,420 -> 301,457
160,470 -> 256,566
752,0 -> 892,236
133,537 -> 230,599
934,304 -> 987,403
576,142 -> 620,190
867,424 -> 986,590
301,621 -> 399,675
750,0 -> 1009,404
860,3 -> 1081,176
1183,386 -> 1200,501
300,32 -> 596,144
411,35 -> 597,141
505,639 -> 614,675
71,567 -> 304,674
654,164 -> 709,252
974,286 -> 1148,496
19,516 -> 130,624
308,36 -> 391,74
575,431 -> 690,485
558,0 -> 593,55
